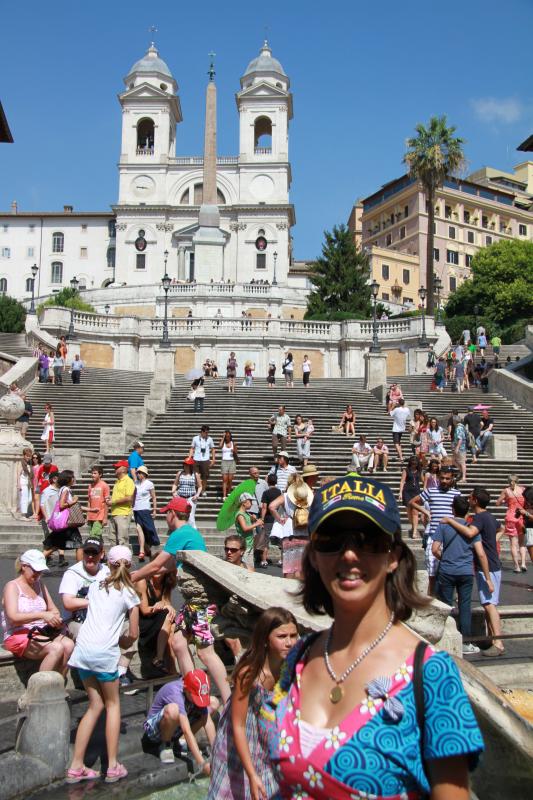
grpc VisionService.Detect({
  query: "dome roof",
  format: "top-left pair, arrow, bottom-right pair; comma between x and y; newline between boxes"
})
244,41 -> 286,77
128,44 -> 172,78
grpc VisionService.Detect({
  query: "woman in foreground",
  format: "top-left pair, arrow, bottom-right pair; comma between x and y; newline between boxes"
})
265,475 -> 483,799
208,607 -> 298,800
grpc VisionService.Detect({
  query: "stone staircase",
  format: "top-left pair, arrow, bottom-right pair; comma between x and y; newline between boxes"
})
0,332 -> 33,359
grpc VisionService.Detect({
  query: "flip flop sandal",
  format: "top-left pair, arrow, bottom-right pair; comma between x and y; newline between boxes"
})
66,766 -> 100,783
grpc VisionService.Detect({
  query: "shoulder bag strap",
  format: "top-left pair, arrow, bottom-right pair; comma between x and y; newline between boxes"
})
413,641 -> 430,794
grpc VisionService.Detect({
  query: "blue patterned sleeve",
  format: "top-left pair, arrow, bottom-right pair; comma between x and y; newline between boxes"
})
422,651 -> 484,768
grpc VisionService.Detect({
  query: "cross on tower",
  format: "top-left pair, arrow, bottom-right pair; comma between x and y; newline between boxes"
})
208,51 -> 216,81
149,25 -> 158,45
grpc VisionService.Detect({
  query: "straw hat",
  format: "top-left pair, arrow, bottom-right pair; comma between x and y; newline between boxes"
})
302,463 -> 320,479
287,480 -> 314,507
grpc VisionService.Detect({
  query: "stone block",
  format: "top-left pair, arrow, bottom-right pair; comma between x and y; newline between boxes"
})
412,347 -> 433,375
53,448 -> 100,477
150,379 -> 172,402
17,671 -> 70,779
123,406 -> 150,438
144,395 -> 166,415
154,347 -> 176,386
100,426 -> 126,455
486,433 -> 517,461
364,352 -> 388,390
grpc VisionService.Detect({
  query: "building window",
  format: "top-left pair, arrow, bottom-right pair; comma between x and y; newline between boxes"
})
433,248 -> 440,261
136,254 -> 146,270
193,184 -> 203,205
180,188 -> 190,205
445,205 -> 452,219
386,233 -> 392,246
108,220 -> 116,238
449,276 -> 457,292
403,296 -> 413,304
51,261 -> 63,283
3,225 -> 8,233
467,231 -> 474,244
0,278 -> 7,294
381,292 -> 390,301
404,205 -> 409,218
519,224 -> 527,236
399,225 -> 406,239
27,247 -> 34,257
381,264 -> 390,280
254,116 -> 272,152
432,223 -> 436,234
25,277 -> 34,293
403,269 -> 410,284
29,224 -> 35,233
107,246 -> 116,270
465,254 -> 473,267
137,118 -> 154,153
256,253 -> 266,269
78,279 -> 87,291
1,247 -> 11,258
482,215 -> 488,228
447,250 -> 459,265
80,247 -> 88,259
486,236 -> 492,245
81,224 -> 87,232
448,226 -> 456,239
464,210 -> 470,224
52,232 -> 64,253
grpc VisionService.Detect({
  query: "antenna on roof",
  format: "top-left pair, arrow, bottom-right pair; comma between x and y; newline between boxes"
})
149,25 -> 158,47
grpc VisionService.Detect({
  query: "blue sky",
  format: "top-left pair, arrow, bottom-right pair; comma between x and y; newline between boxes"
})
1,0 -> 532,259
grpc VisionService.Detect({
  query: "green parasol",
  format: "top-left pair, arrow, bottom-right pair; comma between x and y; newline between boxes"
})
216,478 -> 257,531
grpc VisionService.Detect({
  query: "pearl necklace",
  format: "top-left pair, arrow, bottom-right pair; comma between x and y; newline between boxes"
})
324,613 -> 395,703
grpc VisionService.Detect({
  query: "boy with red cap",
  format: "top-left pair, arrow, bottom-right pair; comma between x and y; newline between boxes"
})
144,668 -> 218,768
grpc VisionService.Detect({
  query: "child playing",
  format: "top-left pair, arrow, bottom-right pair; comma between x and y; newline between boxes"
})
144,668 -> 218,769
66,546 -> 140,784
208,607 -> 298,800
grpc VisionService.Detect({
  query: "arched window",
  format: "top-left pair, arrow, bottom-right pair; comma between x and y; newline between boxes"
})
192,183 -> 225,205
217,188 -> 226,205
180,188 -> 190,205
51,261 -> 63,284
78,278 -> 87,291
25,277 -> 34,293
254,116 -> 272,152
52,232 -> 64,253
0,278 -> 7,294
137,118 -> 154,153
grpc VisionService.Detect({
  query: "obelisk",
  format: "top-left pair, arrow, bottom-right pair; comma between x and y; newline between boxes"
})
193,54 -> 226,281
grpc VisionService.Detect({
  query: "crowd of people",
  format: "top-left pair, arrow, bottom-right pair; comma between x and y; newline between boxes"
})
3,356 -> 533,797
34,337 -> 85,386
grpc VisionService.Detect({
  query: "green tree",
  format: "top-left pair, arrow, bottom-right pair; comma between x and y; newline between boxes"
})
305,224 -> 371,319
404,115 -> 465,314
37,287 -> 95,316
445,239 -> 533,328
0,295 -> 26,333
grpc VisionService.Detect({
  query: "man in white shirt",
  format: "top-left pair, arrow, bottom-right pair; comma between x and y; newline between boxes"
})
351,435 -> 373,472
189,425 -> 216,495
268,451 -> 296,493
269,406 -> 292,457
390,398 -> 411,463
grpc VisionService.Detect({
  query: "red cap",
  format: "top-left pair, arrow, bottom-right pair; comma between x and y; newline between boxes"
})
159,496 -> 190,514
113,460 -> 129,469
183,669 -> 210,707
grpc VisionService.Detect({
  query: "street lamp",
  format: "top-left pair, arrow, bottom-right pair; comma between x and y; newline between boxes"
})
104,304 -> 110,316
29,263 -> 39,315
369,278 -> 381,352
68,275 -> 79,339
160,251 -> 171,348
418,285 -> 429,347
433,274 -> 443,325
272,251 -> 278,286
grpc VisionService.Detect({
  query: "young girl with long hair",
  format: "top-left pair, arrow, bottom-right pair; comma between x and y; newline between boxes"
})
208,607 -> 298,800
264,476 -> 483,800
66,546 -> 140,784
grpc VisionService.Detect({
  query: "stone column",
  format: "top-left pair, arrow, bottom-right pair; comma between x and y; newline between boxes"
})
202,80 -> 217,206
364,352 -> 388,391
154,346 -> 176,387
0,393 -> 32,515
16,671 -> 70,780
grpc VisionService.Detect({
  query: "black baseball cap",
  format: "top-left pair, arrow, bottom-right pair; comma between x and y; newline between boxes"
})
83,537 -> 104,552
308,475 -> 401,537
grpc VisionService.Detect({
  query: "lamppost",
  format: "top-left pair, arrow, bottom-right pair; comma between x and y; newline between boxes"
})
433,274 -> 442,325
272,251 -> 278,286
160,251 -> 171,348
418,285 -> 429,347
369,278 -> 381,352
104,304 -> 110,316
473,304 -> 480,334
29,263 -> 39,315
68,275 -> 79,339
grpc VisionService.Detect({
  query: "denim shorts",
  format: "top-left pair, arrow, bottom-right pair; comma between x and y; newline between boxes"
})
476,570 -> 502,606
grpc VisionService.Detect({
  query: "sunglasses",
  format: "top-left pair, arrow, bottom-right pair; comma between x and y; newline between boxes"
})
312,530 -> 392,555
224,547 -> 242,554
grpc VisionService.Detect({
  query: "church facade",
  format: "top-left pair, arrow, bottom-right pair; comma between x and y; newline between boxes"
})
1,42 -> 303,306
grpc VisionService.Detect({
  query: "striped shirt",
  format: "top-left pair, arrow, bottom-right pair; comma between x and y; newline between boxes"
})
420,486 -> 462,538
269,465 -> 296,493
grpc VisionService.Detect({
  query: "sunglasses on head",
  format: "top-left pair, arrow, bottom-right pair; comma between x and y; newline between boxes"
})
224,546 -> 241,554
312,529 -> 393,555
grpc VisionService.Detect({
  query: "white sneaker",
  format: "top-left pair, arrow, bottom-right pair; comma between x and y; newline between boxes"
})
462,643 -> 480,655
159,744 -> 175,763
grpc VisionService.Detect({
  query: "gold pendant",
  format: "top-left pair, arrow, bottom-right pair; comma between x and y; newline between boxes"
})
330,685 -> 343,704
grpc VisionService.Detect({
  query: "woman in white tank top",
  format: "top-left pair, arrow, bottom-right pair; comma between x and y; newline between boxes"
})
219,430 -> 239,499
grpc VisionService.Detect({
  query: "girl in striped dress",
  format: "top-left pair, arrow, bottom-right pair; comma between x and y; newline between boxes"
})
208,608 -> 298,800
171,457 -> 201,526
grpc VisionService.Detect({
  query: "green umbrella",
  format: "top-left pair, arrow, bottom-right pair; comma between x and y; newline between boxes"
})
216,478 -> 257,532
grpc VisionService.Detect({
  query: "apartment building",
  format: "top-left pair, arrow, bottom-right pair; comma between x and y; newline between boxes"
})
354,161 -> 533,302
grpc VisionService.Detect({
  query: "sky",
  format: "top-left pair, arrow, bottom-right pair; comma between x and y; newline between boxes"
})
1,0 -> 532,260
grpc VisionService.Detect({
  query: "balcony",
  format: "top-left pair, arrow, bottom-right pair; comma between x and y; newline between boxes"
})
136,147 -> 154,156
254,147 -> 272,155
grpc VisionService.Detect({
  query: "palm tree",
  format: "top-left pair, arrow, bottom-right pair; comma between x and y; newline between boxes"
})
404,116 -> 465,314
